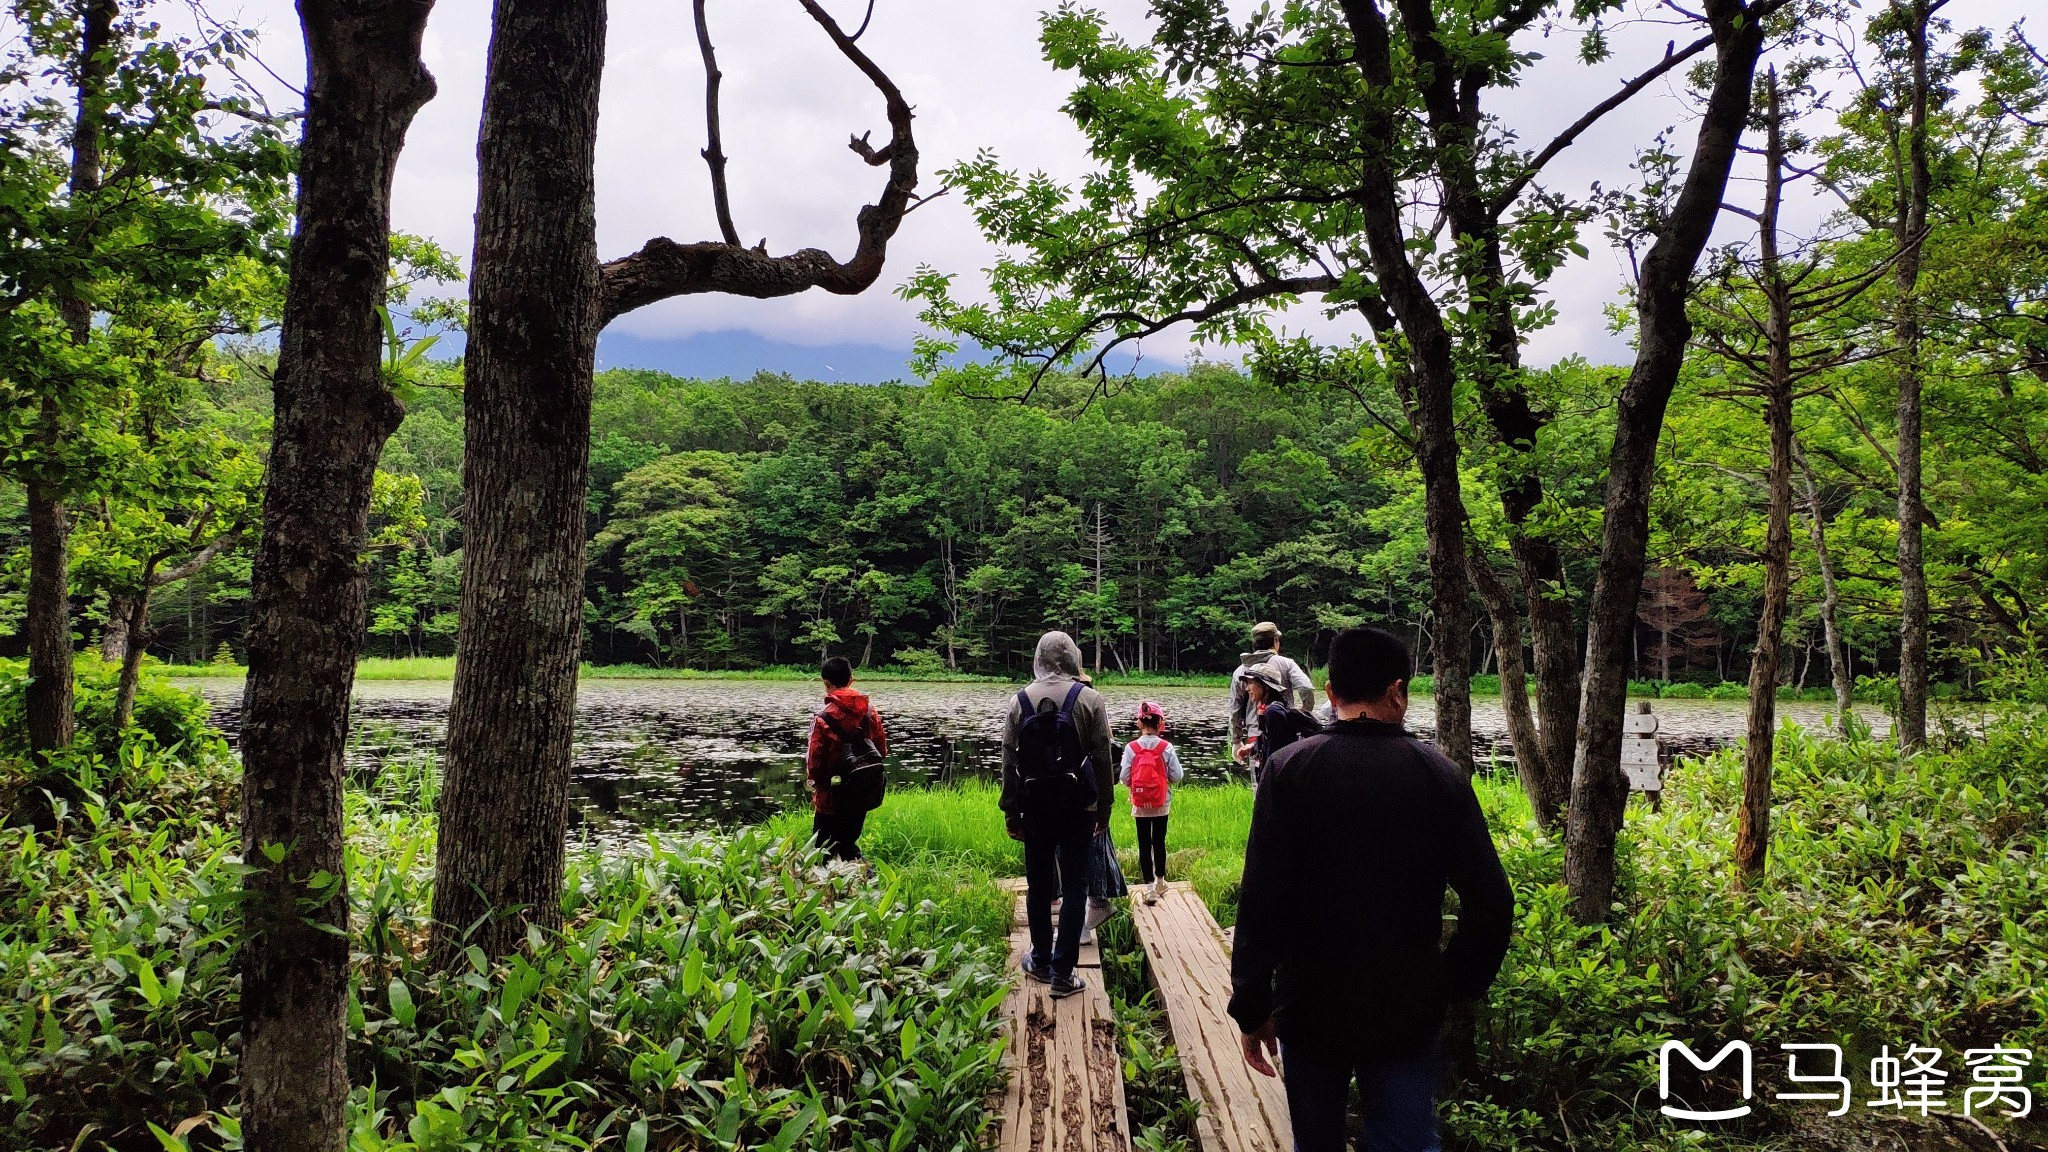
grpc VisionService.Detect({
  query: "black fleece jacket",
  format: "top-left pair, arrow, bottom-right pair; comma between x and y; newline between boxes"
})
1227,718 -> 1514,1062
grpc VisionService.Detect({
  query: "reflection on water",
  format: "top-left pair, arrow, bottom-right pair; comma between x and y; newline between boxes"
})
177,677 -> 1881,844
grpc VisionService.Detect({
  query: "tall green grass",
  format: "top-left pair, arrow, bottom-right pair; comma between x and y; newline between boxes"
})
4,726 -> 1012,1150
770,780 -> 1261,922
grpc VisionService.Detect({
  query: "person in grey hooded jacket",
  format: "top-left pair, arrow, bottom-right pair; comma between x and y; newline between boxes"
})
1000,631 -> 1115,997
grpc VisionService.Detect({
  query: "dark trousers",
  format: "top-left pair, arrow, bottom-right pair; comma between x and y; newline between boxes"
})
1281,1036 -> 1442,1152
1135,815 -> 1170,882
1023,828 -> 1093,979
811,808 -> 867,861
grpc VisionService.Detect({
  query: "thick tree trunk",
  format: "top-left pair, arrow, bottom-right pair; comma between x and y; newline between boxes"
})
1892,0 -> 1933,752
238,4 -> 435,1150
1566,0 -> 1771,923
25,473 -> 75,754
432,0 -> 605,964
1403,391 -> 1474,773
26,0 -> 117,756
1338,0 -> 1475,772
1469,543 -> 1560,826
1737,78 -> 1792,882
427,0 -> 914,962
1795,445 -> 1855,720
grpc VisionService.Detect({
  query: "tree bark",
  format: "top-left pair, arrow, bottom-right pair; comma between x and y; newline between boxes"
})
1892,0 -> 1933,752
238,3 -> 435,1149
25,0 -> 117,756
1469,542 -> 1561,826
432,0 -> 605,964
1389,0 -> 1579,803
433,0 -> 920,964
25,470 -> 75,754
1565,0 -> 1773,923
1795,444 -> 1855,720
1737,75 -> 1792,883
101,593 -> 133,662
112,577 -> 154,730
1339,0 -> 1475,772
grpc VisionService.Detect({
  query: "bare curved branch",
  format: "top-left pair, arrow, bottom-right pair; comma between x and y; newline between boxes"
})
950,274 -> 1341,404
694,0 -> 741,246
848,0 -> 877,41
1488,33 -> 1715,219
599,0 -> 919,324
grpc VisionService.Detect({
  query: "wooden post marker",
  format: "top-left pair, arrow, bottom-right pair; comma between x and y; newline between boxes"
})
1623,700 -> 1664,806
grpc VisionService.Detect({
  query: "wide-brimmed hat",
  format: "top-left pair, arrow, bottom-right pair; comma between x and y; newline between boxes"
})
1242,664 -> 1289,694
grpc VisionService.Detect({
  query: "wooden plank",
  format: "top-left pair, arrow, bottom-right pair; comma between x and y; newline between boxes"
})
990,890 -> 1132,1152
1129,883 -> 1291,1152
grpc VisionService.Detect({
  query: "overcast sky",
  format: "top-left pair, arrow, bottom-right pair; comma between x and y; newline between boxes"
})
211,0 -> 2037,381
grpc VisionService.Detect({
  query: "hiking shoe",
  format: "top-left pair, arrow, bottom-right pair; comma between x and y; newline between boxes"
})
1020,955 -> 1052,985
1050,972 -> 1088,1000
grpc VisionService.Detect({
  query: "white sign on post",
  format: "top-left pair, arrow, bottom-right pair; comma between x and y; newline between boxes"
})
1623,702 -> 1664,794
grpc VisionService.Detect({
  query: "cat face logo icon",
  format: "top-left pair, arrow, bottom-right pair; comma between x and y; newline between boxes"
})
1659,1040 -> 1754,1121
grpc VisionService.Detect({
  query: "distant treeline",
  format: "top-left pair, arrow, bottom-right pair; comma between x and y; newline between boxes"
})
33,357 -> 2016,691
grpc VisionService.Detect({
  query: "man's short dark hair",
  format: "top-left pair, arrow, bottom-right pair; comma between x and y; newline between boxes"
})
1325,627 -> 1411,704
821,656 -> 853,688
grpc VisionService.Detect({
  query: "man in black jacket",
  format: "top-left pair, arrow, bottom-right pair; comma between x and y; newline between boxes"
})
1228,626 -> 1514,1152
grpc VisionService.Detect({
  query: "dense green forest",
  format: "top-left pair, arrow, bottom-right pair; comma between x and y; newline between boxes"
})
6,0 -> 2048,1148
11,349 -> 2041,693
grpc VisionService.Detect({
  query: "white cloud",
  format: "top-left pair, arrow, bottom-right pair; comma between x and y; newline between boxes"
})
214,0 -> 2040,368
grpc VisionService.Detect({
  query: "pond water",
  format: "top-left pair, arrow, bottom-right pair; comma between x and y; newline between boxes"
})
177,677 -> 1880,844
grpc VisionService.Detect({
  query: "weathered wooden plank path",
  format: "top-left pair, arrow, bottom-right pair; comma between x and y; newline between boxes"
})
991,881 -> 1132,1152
1129,882 -> 1291,1152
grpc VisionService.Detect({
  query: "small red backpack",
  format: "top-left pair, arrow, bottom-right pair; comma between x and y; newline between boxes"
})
1128,739 -> 1171,809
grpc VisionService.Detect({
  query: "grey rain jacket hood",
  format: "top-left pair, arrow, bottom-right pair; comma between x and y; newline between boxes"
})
1032,631 -> 1084,681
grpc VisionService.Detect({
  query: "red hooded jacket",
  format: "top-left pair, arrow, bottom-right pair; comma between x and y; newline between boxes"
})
807,687 -> 888,814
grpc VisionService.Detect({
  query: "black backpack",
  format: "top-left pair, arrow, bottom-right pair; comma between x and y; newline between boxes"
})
823,714 -> 887,814
1013,682 -> 1095,817
1261,699 -> 1310,754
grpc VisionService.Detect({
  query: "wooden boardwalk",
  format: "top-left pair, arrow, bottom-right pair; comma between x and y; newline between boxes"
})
1129,882 -> 1291,1152
991,883 -> 1132,1152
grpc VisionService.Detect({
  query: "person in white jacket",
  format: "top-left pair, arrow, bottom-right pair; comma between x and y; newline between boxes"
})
1118,700 -> 1186,903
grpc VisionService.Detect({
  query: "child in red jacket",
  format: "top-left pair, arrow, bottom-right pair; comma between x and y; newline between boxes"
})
1118,700 -> 1185,903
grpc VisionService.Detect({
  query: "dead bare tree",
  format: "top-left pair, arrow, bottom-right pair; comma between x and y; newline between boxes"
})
1691,67 -> 1890,881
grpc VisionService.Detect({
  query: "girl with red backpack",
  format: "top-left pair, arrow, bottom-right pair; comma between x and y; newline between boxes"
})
1119,700 -> 1185,903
